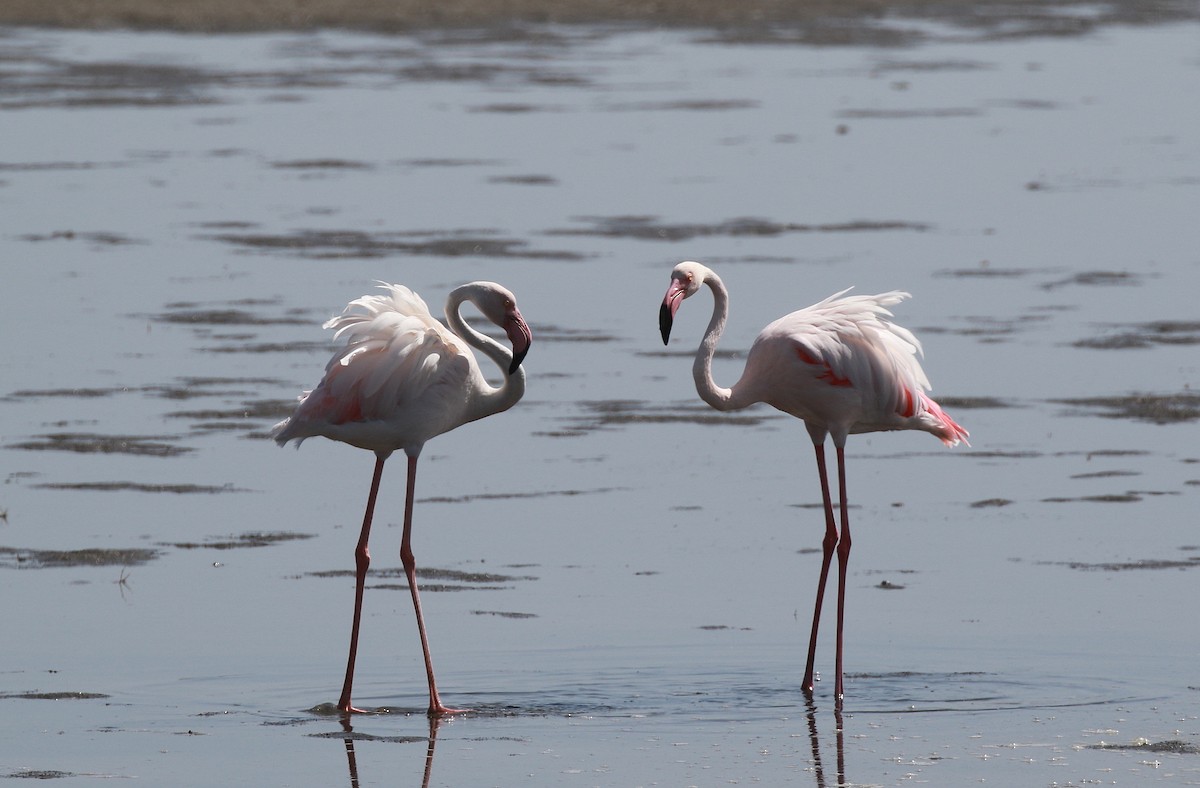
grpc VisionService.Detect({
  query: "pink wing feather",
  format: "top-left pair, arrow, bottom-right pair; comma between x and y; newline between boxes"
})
759,289 -> 968,446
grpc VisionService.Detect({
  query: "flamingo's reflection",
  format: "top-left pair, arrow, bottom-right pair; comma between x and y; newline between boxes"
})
338,713 -> 442,788
334,701 -> 844,787
805,698 -> 846,788
340,716 -> 360,788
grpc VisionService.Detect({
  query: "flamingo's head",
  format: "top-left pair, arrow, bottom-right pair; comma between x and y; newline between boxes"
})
469,282 -> 532,375
659,261 -> 708,345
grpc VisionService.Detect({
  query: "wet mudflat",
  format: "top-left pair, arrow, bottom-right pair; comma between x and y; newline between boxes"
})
3,6 -> 1200,785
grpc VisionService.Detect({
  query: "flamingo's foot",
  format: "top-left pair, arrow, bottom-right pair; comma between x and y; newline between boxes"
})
428,702 -> 470,717
337,701 -> 372,715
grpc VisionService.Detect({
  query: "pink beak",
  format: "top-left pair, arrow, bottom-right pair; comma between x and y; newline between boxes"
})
659,279 -> 687,345
504,310 -> 532,374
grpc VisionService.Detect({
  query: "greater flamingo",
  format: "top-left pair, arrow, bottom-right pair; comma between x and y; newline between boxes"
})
658,261 -> 967,704
273,281 -> 532,716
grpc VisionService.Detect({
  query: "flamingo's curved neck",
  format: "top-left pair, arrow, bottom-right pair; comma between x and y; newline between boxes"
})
445,287 -> 526,419
694,273 -> 748,412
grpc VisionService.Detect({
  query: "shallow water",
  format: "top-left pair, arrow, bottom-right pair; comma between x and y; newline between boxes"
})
3,15 -> 1200,786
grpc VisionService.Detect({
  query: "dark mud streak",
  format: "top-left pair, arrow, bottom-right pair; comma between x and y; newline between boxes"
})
167,399 -> 297,422
18,229 -> 143,246
419,486 -> 620,504
7,386 -> 120,399
836,107 -> 980,119
9,433 -> 193,457
399,158 -> 504,167
525,325 -> 619,343
33,481 -> 249,494
7,378 -> 293,403
5,0 -> 1192,43
270,158 -> 374,169
602,99 -> 758,112
885,449 -> 1031,460
0,546 -> 160,569
919,314 -> 1050,343
970,498 -> 1013,508
1041,270 -> 1145,290
146,307 -> 312,326
547,215 -> 929,242
199,340 -> 330,354
154,377 -> 294,399
1042,556 -> 1200,572
164,531 -> 315,550
1052,393 -> 1200,424
308,567 -> 537,584
190,421 -> 263,433
0,161 -> 130,172
1088,739 -> 1200,754
191,219 -> 259,230
395,61 -> 590,87
204,228 -> 586,261
308,730 -> 427,743
1061,449 -> 1149,459
1070,470 -> 1139,479
0,691 -> 109,700
1073,320 -> 1200,350
932,396 -> 1013,410
642,348 -> 744,360
0,56 -> 389,110
869,58 -> 995,75
488,174 -> 558,185
468,102 -> 555,113
370,582 -> 511,592
546,399 -> 772,438
1041,493 -> 1144,503
933,266 -> 1039,279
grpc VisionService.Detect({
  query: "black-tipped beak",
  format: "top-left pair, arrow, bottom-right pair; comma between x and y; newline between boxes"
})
660,279 -> 686,345
505,312 -> 532,375
659,302 -> 673,345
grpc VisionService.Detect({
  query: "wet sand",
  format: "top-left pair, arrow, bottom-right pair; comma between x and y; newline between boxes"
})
0,0 -> 1194,38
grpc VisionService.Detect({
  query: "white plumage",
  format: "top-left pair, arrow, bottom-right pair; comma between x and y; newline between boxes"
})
273,282 -> 527,455
273,280 -> 532,716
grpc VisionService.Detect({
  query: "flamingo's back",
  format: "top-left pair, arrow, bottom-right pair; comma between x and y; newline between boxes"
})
741,289 -> 968,446
272,284 -> 475,454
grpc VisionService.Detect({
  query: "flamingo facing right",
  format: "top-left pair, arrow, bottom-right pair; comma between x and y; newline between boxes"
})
658,261 -> 967,705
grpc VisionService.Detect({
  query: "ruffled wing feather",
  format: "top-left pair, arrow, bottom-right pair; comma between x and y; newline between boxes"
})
273,285 -> 467,443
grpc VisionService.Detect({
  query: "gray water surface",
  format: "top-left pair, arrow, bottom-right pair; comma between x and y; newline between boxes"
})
3,17 -> 1200,786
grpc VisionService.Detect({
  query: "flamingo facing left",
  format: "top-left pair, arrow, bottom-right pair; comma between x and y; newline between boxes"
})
273,281 -> 532,716
659,261 -> 967,706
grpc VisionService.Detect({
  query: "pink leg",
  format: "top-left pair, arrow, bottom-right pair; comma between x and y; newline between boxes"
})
399,455 -> 466,716
833,446 -> 851,705
802,442 -> 839,694
338,452 -> 389,714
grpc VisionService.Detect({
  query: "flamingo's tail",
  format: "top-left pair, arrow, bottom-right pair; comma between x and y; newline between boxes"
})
920,392 -> 970,447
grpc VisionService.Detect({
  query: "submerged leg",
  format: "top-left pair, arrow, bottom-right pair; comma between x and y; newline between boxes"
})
833,445 -> 851,705
338,451 -> 389,714
802,440 -> 839,694
400,455 -> 466,716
